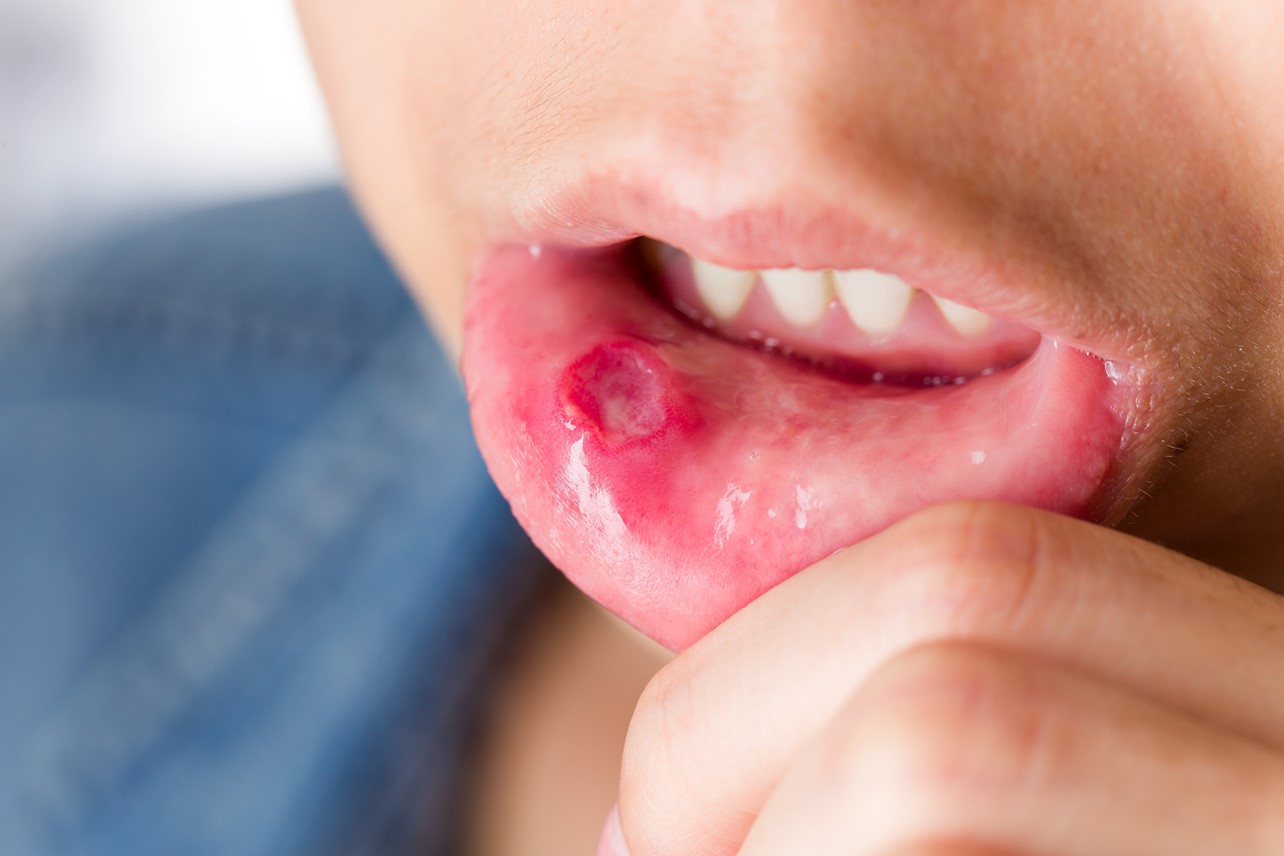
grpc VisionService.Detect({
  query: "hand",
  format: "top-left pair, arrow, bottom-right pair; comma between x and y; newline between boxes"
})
598,501 -> 1284,855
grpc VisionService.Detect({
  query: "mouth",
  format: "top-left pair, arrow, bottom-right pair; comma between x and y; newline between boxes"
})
463,195 -> 1147,651
640,240 -> 1044,386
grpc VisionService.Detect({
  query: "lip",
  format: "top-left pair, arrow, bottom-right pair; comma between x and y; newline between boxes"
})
505,167 -> 1119,351
465,174 -> 1155,650
643,244 -> 1045,385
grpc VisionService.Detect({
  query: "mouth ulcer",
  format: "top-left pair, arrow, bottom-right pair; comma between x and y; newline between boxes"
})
464,240 -> 1132,650
563,339 -> 696,446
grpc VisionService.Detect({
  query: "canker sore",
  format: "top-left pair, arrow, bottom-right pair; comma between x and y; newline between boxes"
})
562,340 -> 678,445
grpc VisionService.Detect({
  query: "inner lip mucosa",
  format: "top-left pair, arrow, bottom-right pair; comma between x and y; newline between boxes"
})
463,238 -> 1129,649
635,238 -> 1045,387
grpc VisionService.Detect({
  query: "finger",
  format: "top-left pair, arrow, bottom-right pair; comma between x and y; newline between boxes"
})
619,501 -> 1284,856
740,641 -> 1284,856
870,847 -> 1021,856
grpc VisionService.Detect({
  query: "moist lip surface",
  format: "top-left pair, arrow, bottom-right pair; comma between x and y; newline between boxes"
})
464,245 -> 1127,651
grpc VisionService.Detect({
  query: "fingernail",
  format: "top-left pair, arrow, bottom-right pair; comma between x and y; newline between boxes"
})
595,804 -> 631,856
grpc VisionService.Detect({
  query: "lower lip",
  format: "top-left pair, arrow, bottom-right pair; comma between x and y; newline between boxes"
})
463,245 -> 1127,650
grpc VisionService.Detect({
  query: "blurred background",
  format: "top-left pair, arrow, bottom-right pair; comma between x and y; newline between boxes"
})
0,0 -> 337,269
0,5 -> 568,854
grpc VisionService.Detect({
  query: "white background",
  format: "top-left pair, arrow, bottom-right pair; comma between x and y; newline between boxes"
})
1,0 -> 338,265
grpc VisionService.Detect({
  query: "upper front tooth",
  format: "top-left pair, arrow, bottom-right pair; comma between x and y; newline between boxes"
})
931,295 -> 995,337
831,269 -> 915,336
760,268 -> 831,327
691,258 -> 756,320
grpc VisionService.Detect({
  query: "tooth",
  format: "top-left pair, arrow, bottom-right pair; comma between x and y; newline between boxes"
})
760,268 -> 830,327
831,269 -> 915,336
691,258 -> 755,320
931,295 -> 995,337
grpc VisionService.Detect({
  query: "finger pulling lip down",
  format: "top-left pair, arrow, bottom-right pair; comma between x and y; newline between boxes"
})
464,243 -> 1130,651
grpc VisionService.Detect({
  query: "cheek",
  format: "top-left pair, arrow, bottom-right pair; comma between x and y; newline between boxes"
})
298,0 -> 621,353
297,0 -> 487,352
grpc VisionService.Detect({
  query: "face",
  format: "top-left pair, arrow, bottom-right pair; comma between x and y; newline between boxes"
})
298,1 -> 1284,648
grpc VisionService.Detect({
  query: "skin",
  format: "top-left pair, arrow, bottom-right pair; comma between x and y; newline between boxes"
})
296,2 -> 1284,852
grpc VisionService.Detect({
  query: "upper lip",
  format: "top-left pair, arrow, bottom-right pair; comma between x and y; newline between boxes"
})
499,164 -> 1129,361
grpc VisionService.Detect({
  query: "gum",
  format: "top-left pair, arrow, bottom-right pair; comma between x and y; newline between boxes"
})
464,246 -> 1125,650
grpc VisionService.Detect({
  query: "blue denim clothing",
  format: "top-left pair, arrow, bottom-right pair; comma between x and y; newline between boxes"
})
0,189 -> 548,855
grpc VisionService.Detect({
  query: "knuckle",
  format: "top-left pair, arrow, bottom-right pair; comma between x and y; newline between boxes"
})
1248,763 -> 1284,850
874,844 -> 1023,856
835,642 -> 1073,803
620,662 -> 686,796
887,501 -> 1058,643
617,659 -> 708,856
